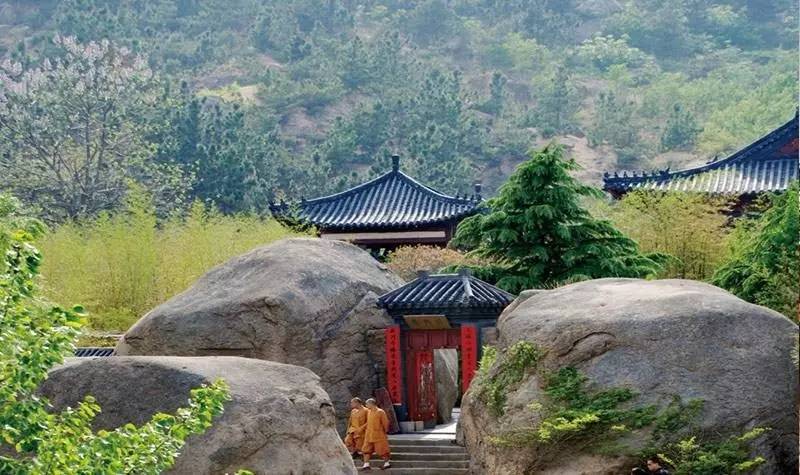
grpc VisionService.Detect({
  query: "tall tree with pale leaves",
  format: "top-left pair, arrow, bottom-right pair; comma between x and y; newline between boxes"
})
0,35 -> 186,222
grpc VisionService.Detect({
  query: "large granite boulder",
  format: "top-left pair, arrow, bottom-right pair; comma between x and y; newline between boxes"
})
39,356 -> 356,475
434,348 -> 459,424
116,238 -> 403,429
459,279 -> 798,474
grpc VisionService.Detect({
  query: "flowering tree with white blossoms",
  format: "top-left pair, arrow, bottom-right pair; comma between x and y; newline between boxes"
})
0,36 -> 185,221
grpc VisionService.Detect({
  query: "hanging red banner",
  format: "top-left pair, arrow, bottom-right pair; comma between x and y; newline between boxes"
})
385,325 -> 403,403
461,324 -> 478,393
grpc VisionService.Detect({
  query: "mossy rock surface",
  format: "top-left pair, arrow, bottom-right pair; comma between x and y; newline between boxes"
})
459,278 -> 798,474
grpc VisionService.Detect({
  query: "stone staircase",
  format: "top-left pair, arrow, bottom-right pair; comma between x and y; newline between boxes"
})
361,437 -> 469,474
358,409 -> 470,474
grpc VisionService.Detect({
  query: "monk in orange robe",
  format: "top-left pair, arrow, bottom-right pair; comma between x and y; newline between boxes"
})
344,397 -> 368,456
359,398 -> 391,471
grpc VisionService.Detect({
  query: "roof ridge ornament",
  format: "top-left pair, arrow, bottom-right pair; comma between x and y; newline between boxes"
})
391,154 -> 400,172
459,268 -> 475,303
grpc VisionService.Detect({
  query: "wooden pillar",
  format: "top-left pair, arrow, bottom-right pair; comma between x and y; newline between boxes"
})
460,324 -> 478,392
385,325 -> 403,404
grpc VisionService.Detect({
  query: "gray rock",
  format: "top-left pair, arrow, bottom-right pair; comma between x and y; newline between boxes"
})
434,348 -> 459,424
459,278 -> 798,474
116,238 -> 403,430
39,356 -> 356,475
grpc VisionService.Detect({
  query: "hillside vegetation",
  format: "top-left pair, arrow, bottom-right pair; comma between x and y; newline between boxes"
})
0,1 -> 796,329
1,0 -> 796,212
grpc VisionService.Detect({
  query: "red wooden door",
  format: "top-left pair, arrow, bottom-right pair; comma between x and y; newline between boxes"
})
407,349 -> 437,424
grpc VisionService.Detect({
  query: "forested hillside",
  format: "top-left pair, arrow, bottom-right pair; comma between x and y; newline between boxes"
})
1,0 -> 796,218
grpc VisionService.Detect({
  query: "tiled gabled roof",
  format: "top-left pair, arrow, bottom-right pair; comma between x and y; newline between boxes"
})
269,156 -> 482,231
378,270 -> 515,312
74,347 -> 114,357
603,112 -> 799,194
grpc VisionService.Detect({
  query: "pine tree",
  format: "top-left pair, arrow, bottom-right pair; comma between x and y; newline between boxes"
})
536,65 -> 575,136
660,103 -> 700,151
452,145 -> 665,293
483,71 -> 507,115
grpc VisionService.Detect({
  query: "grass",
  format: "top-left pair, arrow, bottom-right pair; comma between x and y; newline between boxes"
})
37,199 -> 301,332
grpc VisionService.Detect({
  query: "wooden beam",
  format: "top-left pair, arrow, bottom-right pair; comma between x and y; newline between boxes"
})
321,230 -> 447,242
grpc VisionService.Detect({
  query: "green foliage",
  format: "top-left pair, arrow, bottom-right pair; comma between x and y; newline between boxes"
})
386,245 -> 479,281
653,396 -> 705,443
37,189 -> 301,331
400,0 -> 460,47
1,0 -> 797,223
0,193 -> 231,474
713,183 -> 800,319
155,83 -> 293,213
606,0 -> 698,57
574,35 -> 650,71
491,367 -> 657,447
661,103 -> 701,151
453,145 -> 665,293
478,344 -> 769,474
697,68 -> 798,155
589,89 -> 645,163
476,341 -> 542,416
477,345 -> 497,378
658,428 -> 770,475
528,65 -> 580,136
596,191 -> 731,280
479,72 -> 507,115
498,33 -> 548,72
0,35 -> 186,222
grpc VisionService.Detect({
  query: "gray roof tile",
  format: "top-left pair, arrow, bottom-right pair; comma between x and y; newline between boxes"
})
74,347 -> 114,357
378,270 -> 514,312
604,112 -> 799,194
270,157 -> 482,231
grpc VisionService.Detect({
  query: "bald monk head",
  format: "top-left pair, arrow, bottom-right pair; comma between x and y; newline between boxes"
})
365,398 -> 377,408
350,397 -> 364,409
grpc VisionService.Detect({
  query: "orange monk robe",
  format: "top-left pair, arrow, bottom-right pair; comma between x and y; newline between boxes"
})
361,407 -> 390,458
344,407 -> 368,454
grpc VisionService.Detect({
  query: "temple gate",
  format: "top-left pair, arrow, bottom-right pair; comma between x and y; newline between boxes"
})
378,270 -> 513,427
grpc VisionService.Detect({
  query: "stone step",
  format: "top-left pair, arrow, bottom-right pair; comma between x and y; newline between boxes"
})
356,468 -> 468,475
388,438 -> 460,446
385,445 -> 466,453
389,452 -> 469,461
364,460 -> 469,469
385,469 -> 468,475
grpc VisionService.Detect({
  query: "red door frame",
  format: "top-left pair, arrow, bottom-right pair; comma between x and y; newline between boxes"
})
389,325 -> 479,423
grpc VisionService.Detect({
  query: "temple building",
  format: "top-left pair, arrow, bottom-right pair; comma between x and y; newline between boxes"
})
269,155 -> 482,252
377,269 -> 514,427
603,112 -> 799,199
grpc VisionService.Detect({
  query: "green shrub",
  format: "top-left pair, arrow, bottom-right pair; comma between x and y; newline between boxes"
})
658,428 -> 770,475
596,191 -> 731,281
574,35 -> 650,71
477,339 -> 769,474
477,345 -> 497,378
37,195 -> 301,331
477,341 -> 542,416
489,366 -> 657,447
713,183 -> 800,319
0,193 -> 234,474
